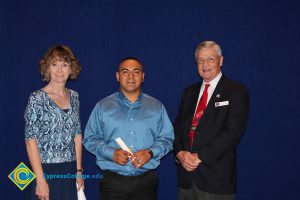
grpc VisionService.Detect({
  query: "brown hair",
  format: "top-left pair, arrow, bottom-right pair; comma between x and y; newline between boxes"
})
39,45 -> 81,82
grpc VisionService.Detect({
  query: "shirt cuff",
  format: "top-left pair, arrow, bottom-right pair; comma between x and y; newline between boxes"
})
98,145 -> 115,161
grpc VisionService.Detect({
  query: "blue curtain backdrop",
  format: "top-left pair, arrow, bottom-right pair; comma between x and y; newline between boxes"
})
1,0 -> 299,199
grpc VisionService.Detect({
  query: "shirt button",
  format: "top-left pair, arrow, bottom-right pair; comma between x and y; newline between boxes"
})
130,131 -> 134,134
130,118 -> 133,121
132,172 -> 135,175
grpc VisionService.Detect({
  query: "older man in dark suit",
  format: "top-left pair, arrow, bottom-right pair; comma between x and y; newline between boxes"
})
174,41 -> 249,200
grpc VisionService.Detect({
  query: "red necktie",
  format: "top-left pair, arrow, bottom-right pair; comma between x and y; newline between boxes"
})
189,84 -> 210,148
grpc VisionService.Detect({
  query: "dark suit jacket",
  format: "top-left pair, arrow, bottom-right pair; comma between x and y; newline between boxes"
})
173,74 -> 249,194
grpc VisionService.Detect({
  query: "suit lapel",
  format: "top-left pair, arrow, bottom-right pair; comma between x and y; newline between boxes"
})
186,83 -> 201,125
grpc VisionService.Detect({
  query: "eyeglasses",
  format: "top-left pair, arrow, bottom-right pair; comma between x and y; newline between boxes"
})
196,56 -> 220,64
119,69 -> 143,77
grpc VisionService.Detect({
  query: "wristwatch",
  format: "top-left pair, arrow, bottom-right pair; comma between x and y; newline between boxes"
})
147,149 -> 153,158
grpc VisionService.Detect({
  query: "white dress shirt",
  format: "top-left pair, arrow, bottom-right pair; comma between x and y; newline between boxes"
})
194,72 -> 222,115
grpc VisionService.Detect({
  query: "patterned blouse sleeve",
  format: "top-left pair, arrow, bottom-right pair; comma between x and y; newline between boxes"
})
24,92 -> 43,140
74,91 -> 82,135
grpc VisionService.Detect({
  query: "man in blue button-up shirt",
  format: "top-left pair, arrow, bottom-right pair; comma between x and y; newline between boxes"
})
83,57 -> 174,200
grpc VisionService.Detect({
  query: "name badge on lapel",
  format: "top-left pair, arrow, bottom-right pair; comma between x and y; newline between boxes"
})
215,101 -> 229,107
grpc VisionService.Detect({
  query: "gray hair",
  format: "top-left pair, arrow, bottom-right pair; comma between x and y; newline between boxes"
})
194,41 -> 222,60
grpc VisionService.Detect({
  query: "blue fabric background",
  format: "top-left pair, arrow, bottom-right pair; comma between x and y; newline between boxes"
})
1,0 -> 299,199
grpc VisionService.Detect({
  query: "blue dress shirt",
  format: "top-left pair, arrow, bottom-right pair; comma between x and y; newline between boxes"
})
83,92 -> 174,176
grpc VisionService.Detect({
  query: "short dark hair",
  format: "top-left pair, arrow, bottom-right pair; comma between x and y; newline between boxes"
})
118,57 -> 143,70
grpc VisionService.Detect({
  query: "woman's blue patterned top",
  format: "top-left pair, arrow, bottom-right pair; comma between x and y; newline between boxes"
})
25,89 -> 82,163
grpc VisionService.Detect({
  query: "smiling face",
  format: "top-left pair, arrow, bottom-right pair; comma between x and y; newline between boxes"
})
196,46 -> 223,83
47,58 -> 71,84
116,59 -> 144,96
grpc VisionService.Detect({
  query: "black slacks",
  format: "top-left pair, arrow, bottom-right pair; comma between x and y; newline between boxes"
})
178,181 -> 235,200
100,170 -> 158,200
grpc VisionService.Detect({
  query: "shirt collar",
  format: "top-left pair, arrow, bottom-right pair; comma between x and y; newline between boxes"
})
117,90 -> 143,107
202,71 -> 222,89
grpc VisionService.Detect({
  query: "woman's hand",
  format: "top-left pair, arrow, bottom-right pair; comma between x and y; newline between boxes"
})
36,178 -> 49,200
76,172 -> 84,191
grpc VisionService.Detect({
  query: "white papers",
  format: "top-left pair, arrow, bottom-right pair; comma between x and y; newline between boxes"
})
115,137 -> 133,154
77,183 -> 86,200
